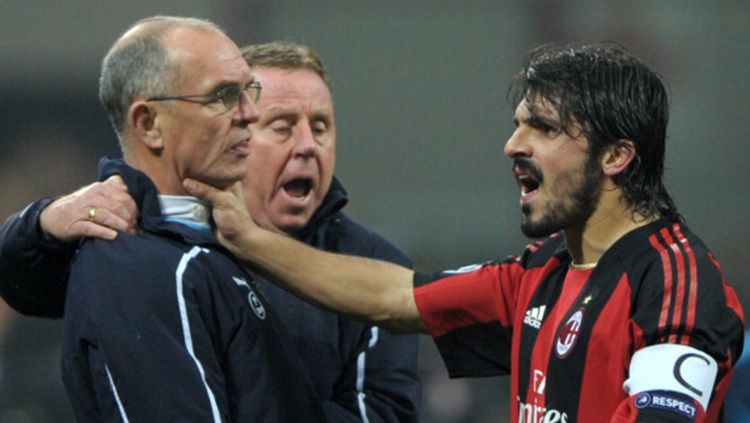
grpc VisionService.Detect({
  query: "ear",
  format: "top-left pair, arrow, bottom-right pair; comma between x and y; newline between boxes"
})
601,139 -> 636,177
128,100 -> 164,151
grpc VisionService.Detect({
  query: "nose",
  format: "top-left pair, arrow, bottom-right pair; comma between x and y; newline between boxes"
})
292,122 -> 318,158
503,126 -> 531,159
235,91 -> 260,126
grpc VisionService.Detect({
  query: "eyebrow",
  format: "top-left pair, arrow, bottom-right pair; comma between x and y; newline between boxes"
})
262,104 -> 333,117
205,76 -> 256,94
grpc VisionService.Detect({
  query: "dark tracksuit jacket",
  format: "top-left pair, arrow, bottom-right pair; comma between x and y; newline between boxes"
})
0,159 -> 420,422
62,158 -> 327,422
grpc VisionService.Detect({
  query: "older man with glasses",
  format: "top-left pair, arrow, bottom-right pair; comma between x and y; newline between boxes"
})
54,16 -> 326,422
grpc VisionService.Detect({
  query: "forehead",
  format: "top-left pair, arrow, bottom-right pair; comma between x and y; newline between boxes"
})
514,96 -> 560,120
253,67 -> 333,112
165,28 -> 252,91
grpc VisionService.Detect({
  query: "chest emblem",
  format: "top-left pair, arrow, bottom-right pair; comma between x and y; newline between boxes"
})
232,276 -> 267,320
555,307 -> 584,358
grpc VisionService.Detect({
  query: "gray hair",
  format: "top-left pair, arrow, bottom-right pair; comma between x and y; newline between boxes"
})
99,16 -> 225,147
241,41 -> 331,89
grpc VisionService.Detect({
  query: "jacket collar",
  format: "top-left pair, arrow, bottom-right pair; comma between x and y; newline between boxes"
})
292,176 -> 349,242
97,157 -> 219,246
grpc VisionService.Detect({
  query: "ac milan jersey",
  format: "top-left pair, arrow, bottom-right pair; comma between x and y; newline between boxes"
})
413,219 -> 744,422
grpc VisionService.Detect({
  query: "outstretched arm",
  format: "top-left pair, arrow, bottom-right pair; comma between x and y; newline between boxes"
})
184,178 -> 426,334
0,176 -> 137,317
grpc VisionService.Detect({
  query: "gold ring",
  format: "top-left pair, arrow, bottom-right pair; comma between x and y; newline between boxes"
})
88,207 -> 97,221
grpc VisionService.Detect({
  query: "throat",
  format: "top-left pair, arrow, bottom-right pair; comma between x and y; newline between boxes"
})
570,262 -> 597,270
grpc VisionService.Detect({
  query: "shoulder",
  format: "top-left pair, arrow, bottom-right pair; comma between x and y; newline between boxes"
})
626,222 -> 743,359
624,221 -> 727,290
73,232 -> 181,272
66,234 -> 242,323
69,234 -> 218,300
513,233 -> 567,269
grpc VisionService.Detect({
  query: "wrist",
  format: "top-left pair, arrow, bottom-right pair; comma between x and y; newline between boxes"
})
37,198 -> 72,244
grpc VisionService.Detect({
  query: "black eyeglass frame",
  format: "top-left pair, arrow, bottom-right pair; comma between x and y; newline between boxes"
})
146,80 -> 262,109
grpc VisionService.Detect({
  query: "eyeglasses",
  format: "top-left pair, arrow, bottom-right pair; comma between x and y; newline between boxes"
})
147,80 -> 262,110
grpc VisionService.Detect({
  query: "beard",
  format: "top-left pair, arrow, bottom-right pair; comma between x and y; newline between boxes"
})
520,155 -> 602,239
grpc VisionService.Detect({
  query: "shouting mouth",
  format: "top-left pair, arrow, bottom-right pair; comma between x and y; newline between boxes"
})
282,177 -> 313,200
518,173 -> 540,196
513,160 -> 542,202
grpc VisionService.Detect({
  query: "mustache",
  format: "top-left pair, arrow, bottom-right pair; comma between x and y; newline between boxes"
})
513,157 -> 543,183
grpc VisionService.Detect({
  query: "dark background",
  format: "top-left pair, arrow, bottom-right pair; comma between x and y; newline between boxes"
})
1,1 -> 747,421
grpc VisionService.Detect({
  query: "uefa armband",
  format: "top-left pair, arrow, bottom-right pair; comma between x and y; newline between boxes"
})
623,344 -> 717,415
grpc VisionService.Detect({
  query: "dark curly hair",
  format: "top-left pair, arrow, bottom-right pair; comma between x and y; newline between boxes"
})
509,43 -> 680,221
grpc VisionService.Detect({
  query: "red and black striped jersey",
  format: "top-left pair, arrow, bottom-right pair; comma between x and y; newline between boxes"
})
413,219 -> 744,422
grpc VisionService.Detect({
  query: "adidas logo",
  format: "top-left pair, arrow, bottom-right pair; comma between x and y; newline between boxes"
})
523,305 -> 546,329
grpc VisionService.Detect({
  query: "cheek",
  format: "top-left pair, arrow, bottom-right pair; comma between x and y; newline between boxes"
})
245,149 -> 283,195
318,145 -> 336,176
184,124 -> 226,164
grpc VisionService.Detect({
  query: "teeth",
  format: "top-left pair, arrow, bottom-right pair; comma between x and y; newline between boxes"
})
517,174 -> 538,195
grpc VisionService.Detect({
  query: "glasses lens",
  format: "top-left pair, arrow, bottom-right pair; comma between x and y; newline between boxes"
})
221,85 -> 242,109
249,82 -> 261,103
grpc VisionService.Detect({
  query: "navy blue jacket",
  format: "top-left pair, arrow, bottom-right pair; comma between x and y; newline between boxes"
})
62,158 -> 326,422
259,178 -> 420,422
0,160 -> 420,422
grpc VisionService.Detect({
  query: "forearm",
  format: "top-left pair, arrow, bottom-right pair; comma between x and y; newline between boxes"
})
236,227 -> 425,333
0,198 -> 72,317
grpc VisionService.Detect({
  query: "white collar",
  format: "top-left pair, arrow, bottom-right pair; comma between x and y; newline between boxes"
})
158,195 -> 210,231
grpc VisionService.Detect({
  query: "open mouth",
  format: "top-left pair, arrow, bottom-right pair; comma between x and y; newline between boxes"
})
513,160 -> 542,197
518,174 -> 540,196
282,177 -> 313,199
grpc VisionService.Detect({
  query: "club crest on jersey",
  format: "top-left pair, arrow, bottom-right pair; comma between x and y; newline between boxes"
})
555,307 -> 584,359
232,276 -> 267,320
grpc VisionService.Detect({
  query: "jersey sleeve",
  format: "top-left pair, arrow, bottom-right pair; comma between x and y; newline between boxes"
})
613,224 -> 745,422
413,258 -> 525,378
0,198 -> 72,317
62,239 -> 231,422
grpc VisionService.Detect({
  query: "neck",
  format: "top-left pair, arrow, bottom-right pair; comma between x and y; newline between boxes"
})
564,186 -> 657,265
126,152 -> 186,195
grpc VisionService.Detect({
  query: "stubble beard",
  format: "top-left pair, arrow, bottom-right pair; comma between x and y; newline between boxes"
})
520,157 -> 602,239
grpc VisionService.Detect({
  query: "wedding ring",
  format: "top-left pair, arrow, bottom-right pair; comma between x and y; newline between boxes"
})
88,207 -> 97,221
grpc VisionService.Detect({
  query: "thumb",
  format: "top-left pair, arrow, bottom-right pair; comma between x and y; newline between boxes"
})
183,178 -> 248,216
183,178 -> 221,203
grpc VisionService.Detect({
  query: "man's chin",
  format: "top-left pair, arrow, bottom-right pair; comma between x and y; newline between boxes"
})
520,216 -> 559,239
269,216 -> 312,236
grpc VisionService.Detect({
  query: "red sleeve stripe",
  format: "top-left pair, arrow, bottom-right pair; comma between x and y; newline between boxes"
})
658,228 -> 687,344
673,225 -> 698,345
648,233 -> 673,340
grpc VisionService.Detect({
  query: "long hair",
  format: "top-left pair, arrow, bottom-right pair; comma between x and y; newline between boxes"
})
509,43 -> 680,221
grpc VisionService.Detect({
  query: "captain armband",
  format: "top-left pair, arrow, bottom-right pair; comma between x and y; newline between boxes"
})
623,344 -> 717,418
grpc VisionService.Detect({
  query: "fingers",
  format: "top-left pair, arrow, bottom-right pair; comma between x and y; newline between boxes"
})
183,178 -> 221,204
183,178 -> 247,209
85,205 -> 133,235
39,176 -> 139,242
183,179 -> 254,247
76,221 -> 119,241
100,176 -> 138,228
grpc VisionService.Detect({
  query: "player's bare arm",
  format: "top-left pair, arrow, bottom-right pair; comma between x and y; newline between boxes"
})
39,175 -> 138,242
184,178 -> 426,334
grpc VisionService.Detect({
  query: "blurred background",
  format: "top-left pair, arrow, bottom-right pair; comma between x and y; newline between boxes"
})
1,1 -> 748,421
